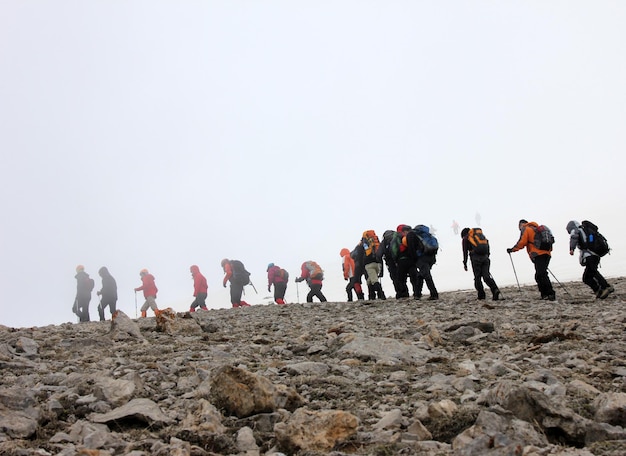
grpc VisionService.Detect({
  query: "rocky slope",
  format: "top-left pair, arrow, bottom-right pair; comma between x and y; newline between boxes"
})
1,277 -> 626,455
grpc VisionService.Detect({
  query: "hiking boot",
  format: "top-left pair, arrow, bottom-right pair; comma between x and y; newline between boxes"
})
493,290 -> 502,301
240,301 -> 251,307
232,303 -> 240,308
428,294 -> 439,301
189,307 -> 196,313
477,294 -> 486,300
200,306 -> 208,311
547,294 -> 556,301
141,310 -> 147,318
599,286 -> 615,299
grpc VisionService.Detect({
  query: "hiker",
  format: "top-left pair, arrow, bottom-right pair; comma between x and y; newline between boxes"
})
73,265 -> 93,322
362,230 -> 386,300
134,268 -> 160,317
507,219 -> 555,301
566,220 -> 614,299
451,220 -> 460,235
393,224 -> 420,299
267,263 -> 288,305
295,261 -> 327,302
97,266 -> 117,321
413,224 -> 439,300
340,248 -> 362,301
189,265 -> 208,312
461,228 -> 502,301
221,258 -> 251,308
377,229 -> 400,297
350,242 -> 366,300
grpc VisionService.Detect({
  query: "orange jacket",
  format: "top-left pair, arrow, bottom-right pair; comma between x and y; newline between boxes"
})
511,221 -> 552,258
340,248 -> 355,279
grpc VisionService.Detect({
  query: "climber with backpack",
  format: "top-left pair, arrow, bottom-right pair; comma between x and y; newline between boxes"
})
392,224 -> 420,299
507,219 -> 555,301
221,259 -> 252,308
377,229 -> 401,297
461,228 -> 502,301
97,266 -> 118,321
134,268 -> 161,317
340,248 -> 363,301
361,230 -> 386,300
412,224 -> 439,300
73,265 -> 94,322
295,261 -> 327,303
267,263 -> 289,305
566,220 -> 614,299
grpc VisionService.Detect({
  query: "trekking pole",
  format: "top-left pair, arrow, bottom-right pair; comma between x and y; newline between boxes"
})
548,268 -> 572,297
134,291 -> 138,318
296,281 -> 300,303
249,280 -> 258,294
508,252 -> 521,292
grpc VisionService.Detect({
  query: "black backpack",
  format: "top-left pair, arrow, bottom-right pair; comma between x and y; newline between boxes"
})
467,228 -> 489,255
532,225 -> 555,251
580,220 -> 610,257
230,260 -> 251,284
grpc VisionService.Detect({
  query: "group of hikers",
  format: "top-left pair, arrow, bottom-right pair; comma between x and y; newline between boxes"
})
73,218 -> 615,321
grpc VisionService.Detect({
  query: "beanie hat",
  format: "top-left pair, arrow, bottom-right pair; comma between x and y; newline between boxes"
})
267,263 -> 274,271
140,268 -> 149,275
76,264 -> 84,272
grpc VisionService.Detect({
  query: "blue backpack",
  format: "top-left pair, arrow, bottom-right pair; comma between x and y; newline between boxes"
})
413,225 -> 439,256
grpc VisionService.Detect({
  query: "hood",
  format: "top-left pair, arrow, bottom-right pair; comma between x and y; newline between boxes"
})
461,227 -> 470,238
566,220 -> 580,233
523,221 -> 538,229
340,248 -> 350,257
190,265 -> 200,274
98,266 -> 110,277
396,224 -> 409,233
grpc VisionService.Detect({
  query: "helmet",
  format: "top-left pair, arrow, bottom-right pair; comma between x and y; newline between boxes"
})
75,264 -> 84,272
267,263 -> 274,271
140,268 -> 149,275
220,259 -> 229,267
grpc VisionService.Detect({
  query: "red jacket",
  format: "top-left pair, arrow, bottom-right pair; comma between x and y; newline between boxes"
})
267,265 -> 287,286
135,274 -> 158,298
191,265 -> 208,296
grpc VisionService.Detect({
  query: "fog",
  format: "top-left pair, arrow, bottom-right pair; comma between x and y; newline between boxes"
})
1,1 -> 624,328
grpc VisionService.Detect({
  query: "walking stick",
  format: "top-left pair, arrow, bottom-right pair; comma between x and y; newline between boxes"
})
508,252 -> 521,292
548,268 -> 572,297
134,291 -> 138,318
296,281 -> 300,303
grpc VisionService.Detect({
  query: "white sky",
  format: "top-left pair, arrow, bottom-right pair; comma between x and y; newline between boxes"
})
1,1 -> 624,328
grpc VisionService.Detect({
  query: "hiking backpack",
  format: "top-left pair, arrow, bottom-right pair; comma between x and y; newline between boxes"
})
580,220 -> 610,257
532,225 -> 555,251
278,268 -> 290,281
390,231 -> 407,261
305,261 -> 324,280
362,230 -> 380,257
467,228 -> 489,255
413,225 -> 439,256
230,260 -> 251,285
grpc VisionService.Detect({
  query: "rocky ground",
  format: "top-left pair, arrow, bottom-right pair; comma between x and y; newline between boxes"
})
1,277 -> 626,455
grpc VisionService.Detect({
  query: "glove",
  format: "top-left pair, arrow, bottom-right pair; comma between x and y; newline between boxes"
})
378,270 -> 383,278
463,263 -> 468,271
268,285 -> 271,292
223,282 -> 227,288
507,248 -> 514,254
97,291 -> 102,296
295,277 -> 303,283
344,278 -> 348,281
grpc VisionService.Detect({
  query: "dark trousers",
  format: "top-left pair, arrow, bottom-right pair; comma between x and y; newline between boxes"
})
533,254 -> 554,297
98,297 -> 117,321
76,297 -> 91,322
471,255 -> 498,298
396,257 -> 419,298
274,282 -> 287,301
416,256 -> 438,298
385,260 -> 401,295
307,283 -> 327,302
582,255 -> 608,292
345,277 -> 363,301
230,281 -> 245,305
190,292 -> 207,310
